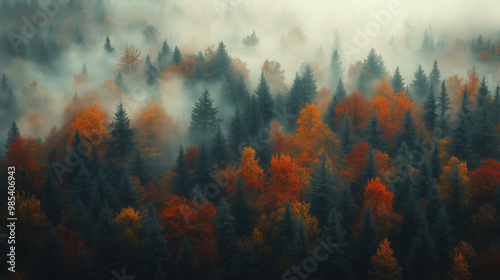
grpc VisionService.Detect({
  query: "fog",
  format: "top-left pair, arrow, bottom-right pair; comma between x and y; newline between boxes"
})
1,0 -> 499,154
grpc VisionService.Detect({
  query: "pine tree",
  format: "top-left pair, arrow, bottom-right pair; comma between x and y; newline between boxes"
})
416,159 -> 434,199
71,245 -> 94,280
171,45 -> 182,65
229,241 -> 259,280
473,105 -> 497,161
324,78 -> 347,131
355,204 -> 379,279
81,63 -> 87,75
229,108 -> 245,158
41,167 -> 61,225
37,227 -> 68,280
174,146 -> 191,197
423,85 -> 437,133
131,149 -> 149,185
432,207 -> 452,266
88,148 -> 101,177
437,81 -> 451,135
212,41 -> 232,80
94,200 -> 123,269
421,30 -> 435,54
322,208 -> 351,279
451,88 -> 473,162
365,113 -> 386,151
245,95 -> 262,137
255,71 -> 274,126
329,49 -> 344,88
215,199 -> 236,265
425,184 -> 443,226
175,237 -> 200,280
476,76 -> 490,110
302,63 -> 318,104
335,182 -> 357,234
391,66 -> 405,92
4,121 -> 20,151
103,35 -> 115,54
292,217 -> 309,262
70,164 -> 92,205
144,54 -> 159,87
73,200 -> 94,237
287,72 -> 304,124
362,148 -> 379,184
119,170 -> 139,209
339,116 -> 356,155
108,103 -> 135,160
140,204 -> 170,279
229,179 -> 253,236
399,186 -> 423,255
394,110 -> 417,153
211,125 -> 228,168
114,71 -> 126,91
428,60 -> 441,94
493,83 -> 500,126
277,201 -> 296,255
410,65 -> 429,99
188,90 -> 222,143
306,152 -> 336,228
193,143 -> 213,188
157,40 -> 172,71
88,181 -> 101,221
407,218 -> 437,279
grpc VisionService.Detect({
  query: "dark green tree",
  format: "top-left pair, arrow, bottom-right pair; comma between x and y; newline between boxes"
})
329,49 -> 344,88
171,45 -> 182,65
277,201 -> 296,255
229,179 -> 253,237
323,78 -> 347,131
174,146 -> 190,197
108,103 -> 135,160
424,184 -> 443,228
119,169 -> 139,209
157,40 -> 172,71
292,217 -> 309,262
94,200 -> 123,269
476,76 -> 490,110
355,204 -> 379,279
71,245 -> 94,280
428,60 -> 441,93
451,88 -> 473,162
212,41 -> 232,80
287,72 -> 304,125
302,63 -> 318,104
430,140 -> 441,179
473,105 -> 497,161
399,186 -> 423,255
339,116 -> 356,155
229,241 -> 259,280
306,152 -> 336,228
5,121 -> 20,151
215,199 -> 236,265
365,113 -> 386,151
103,35 -> 115,54
255,71 -> 274,126
437,81 -> 451,135
335,182 -> 357,234
140,204 -> 170,279
407,218 -> 437,280
493,83 -> 500,125
175,237 -> 200,280
211,125 -> 228,168
144,54 -> 159,87
131,149 -> 150,185
394,110 -> 417,153
410,65 -> 429,99
188,90 -> 222,143
36,227 -> 68,280
73,200 -> 93,238
114,71 -> 126,92
391,66 -> 405,92
431,207 -> 452,267
416,159 -> 434,199
229,108 -> 245,158
321,208 -> 351,279
423,85 -> 437,133
244,95 -> 262,137
193,143 -> 213,188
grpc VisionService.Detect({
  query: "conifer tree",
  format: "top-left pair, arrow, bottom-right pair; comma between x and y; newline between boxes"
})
277,201 -> 296,255
423,85 -> 437,133
215,199 -> 236,265
103,35 -> 115,54
428,60 -> 441,94
339,116 -> 356,155
174,146 -> 190,197
37,227 -> 68,280
324,78 -> 347,131
365,113 -> 386,151
306,152 -> 336,228
108,103 -> 135,160
407,218 -> 437,279
157,40 -> 172,71
144,54 -> 159,87
476,76 -> 490,110
302,63 -> 318,104
171,45 -> 182,65
329,49 -> 344,88
140,204 -> 170,279
292,217 -> 309,262
229,241 -> 258,280
394,110 -> 417,153
432,207 -> 452,267
493,83 -> 499,125
287,72 -> 304,124
437,81 -> 451,135
355,204 -> 379,279
416,159 -> 434,199
399,187 -> 423,255
72,245 -> 94,280
175,237 -> 200,280
5,121 -> 20,151
245,95 -> 262,137
425,184 -> 443,226
211,125 -> 228,168
131,149 -> 149,185
193,143 -> 213,188
212,41 -> 232,80
255,71 -> 274,126
451,88 -> 473,162
410,65 -> 429,99
473,105 -> 497,161
229,179 -> 253,236
42,167 -> 61,225
189,90 -> 222,143
114,71 -> 126,92
229,108 -> 245,158
335,182 -> 357,234
94,200 -> 123,269
119,170 -> 139,209
391,66 -> 405,93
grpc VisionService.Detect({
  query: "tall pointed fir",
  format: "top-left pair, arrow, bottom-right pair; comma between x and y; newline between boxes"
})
407,218 -> 438,279
365,113 -> 386,151
212,41 -> 232,80
321,208 -> 351,279
41,167 -> 61,225
215,199 -> 236,266
114,71 -> 126,92
229,108 -> 245,158
431,207 -> 452,268
493,83 -> 499,126
451,88 -> 473,162
174,146 -> 190,197
302,63 -> 318,105
131,149 -> 149,185
119,170 -> 139,209
428,60 -> 441,94
244,95 -> 262,138
255,71 -> 274,126
171,45 -> 182,65
394,110 -> 417,153
277,201 -> 296,255
473,102 -> 497,161
175,237 -> 200,280
94,200 -> 123,269
329,49 -> 344,88
423,84 -> 437,133
355,204 -> 379,279
339,116 -> 356,155
306,152 -> 336,228
4,121 -> 20,151
437,81 -> 451,135
287,72 -> 304,127
323,78 -> 347,131
391,66 -> 405,93
188,89 -> 222,143
157,40 -> 172,71
335,182 -> 357,235
211,125 -> 228,168
475,76 -> 490,110
36,227 -> 68,280
193,143 -> 213,188
140,204 -> 170,279
108,103 -> 135,161
144,55 -> 159,88
292,217 -> 309,262
229,179 -> 253,237
103,35 -> 115,54
410,65 -> 429,99
399,186 -> 422,255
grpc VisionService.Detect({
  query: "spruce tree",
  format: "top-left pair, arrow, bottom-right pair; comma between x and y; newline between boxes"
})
229,108 -> 245,158
323,78 -> 347,131
255,71 -> 274,126
108,103 -> 135,160
174,146 -> 190,197
73,200 -> 93,238
410,65 -> 429,99
171,45 -> 182,65
131,149 -> 149,185
306,152 -> 336,228
157,40 -> 172,71
140,204 -> 170,279
431,208 -> 452,267
229,241 -> 259,280
476,76 -> 490,110
211,125 -> 228,168
5,121 -> 20,151
88,148 -> 101,177
114,71 -> 126,92
335,182 -> 357,234
302,63 -> 318,104
399,186 -> 422,255
41,167 -> 61,225
493,83 -> 500,126
71,245 -> 94,280
391,66 -> 405,92
473,105 -> 497,161
437,81 -> 451,135
144,54 -> 159,87
119,169 -> 139,209
175,237 -> 200,280
428,60 -> 441,94
188,89 -> 222,143
287,72 -> 304,125
212,41 -> 232,80
416,159 -> 434,199
365,113 -> 386,151
193,143 -> 213,188
292,217 -> 309,262
244,95 -> 262,137
424,184 -> 443,227
322,208 -> 351,279
229,179 -> 253,237
451,88 -> 473,162
70,164 -> 92,205
407,218 -> 437,279
423,85 -> 437,133
355,204 -> 379,279
277,201 -> 296,255
361,148 -> 379,184
215,199 -> 236,265
103,35 -> 115,54
329,49 -> 344,88
394,110 -> 417,153
339,116 -> 356,155
430,140 -> 441,179
94,200 -> 123,269
88,181 -> 101,221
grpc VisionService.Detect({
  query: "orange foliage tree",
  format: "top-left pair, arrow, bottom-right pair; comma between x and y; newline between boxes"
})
335,91 -> 369,133
342,142 -> 370,184
238,147 -> 265,206
118,42 -> 141,73
266,154 -> 302,211
68,105 -> 109,149
369,239 -> 403,280
165,58 -> 196,78
470,159 -> 500,204
449,252 -> 472,280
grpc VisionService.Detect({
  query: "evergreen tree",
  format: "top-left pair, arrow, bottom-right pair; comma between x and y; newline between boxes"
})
71,164 -> 92,205
88,148 -> 101,177
88,181 -> 101,221
212,41 -> 232,80
493,83 -> 500,126
362,148 -> 379,184
255,127 -> 272,169
94,200 -> 123,269
108,103 -> 135,160
410,65 -> 429,99
229,108 -> 245,158
140,204 -> 170,279
215,199 -> 236,265
244,95 -> 262,137
119,169 -> 139,209
73,200 -> 94,238
171,45 -> 182,65
335,182 -> 357,234
476,76 -> 490,110
0,74 -> 9,92
416,159 -> 434,199
430,140 -> 441,179
329,49 -> 344,88
36,227 -> 68,280
421,30 -> 435,54
188,90 -> 222,143
442,159 -> 470,232
437,81 -> 451,135
399,186 -> 423,255
174,146 -> 190,197
287,72 -> 304,124
493,185 -> 500,215
322,208 -> 351,279
425,184 -> 443,227
306,152 -> 336,228
5,121 -> 20,151
394,110 -> 417,153
71,245 -> 93,280
302,63 -> 318,104
277,201 -> 296,255
292,217 -> 309,262
131,149 -> 150,185
339,116 -> 356,155
255,71 -> 274,126
103,35 -> 115,54
114,71 -> 126,91
423,85 -> 437,133
144,54 -> 159,87
391,66 -> 405,92
451,88 -> 473,162
407,218 -> 437,279
157,40 -> 172,71
473,105 -> 497,161
211,125 -> 228,168
324,78 -> 347,131
428,60 -> 441,94
193,143 -> 213,188
365,113 -> 386,151
229,179 -> 253,237
81,63 -> 87,75
355,204 -> 379,279
229,241 -> 259,280
431,208 -> 452,267
175,237 -> 200,280
363,48 -> 388,79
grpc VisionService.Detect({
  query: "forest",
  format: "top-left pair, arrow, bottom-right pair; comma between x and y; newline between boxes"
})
1,0 -> 500,280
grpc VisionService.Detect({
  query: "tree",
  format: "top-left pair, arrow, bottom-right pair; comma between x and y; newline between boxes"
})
305,152 -> 336,228
394,110 -> 417,152
175,237 -> 200,280
215,199 -> 236,265
423,85 -> 437,133
391,66 -> 405,93
277,201 -> 296,255
174,146 -> 190,197
118,42 -> 141,73
143,24 -> 159,44
5,121 -> 20,151
140,204 -> 170,278
369,239 -> 402,280
292,217 -> 309,262
103,35 -> 115,54
210,125 -> 228,168
239,147 -> 265,205
287,72 -> 304,122
365,113 -> 386,151
94,200 -> 123,269
119,170 -> 139,209
229,241 -> 258,280
41,167 -> 61,225
339,116 -> 356,155
476,76 -> 490,110
410,65 -> 429,99
157,40 -> 172,71
470,159 -> 500,204
335,91 -> 369,133
211,41 -> 232,80
335,182 -> 357,234
108,103 -> 135,161
355,204 -> 379,279
255,71 -> 274,126
189,90 -> 222,143
399,186 -> 422,254
71,245 -> 94,280
302,63 -> 318,104
114,71 -> 126,92
323,78 -> 347,130
448,253 -> 472,280
473,105 -> 497,162
437,81 -> 451,135
432,207 -> 452,267
428,60 -> 441,94
229,179 -> 253,236
242,31 -> 260,47
36,227 -> 68,280
266,154 -> 302,211
131,149 -> 150,185
329,49 -> 344,88
229,108 -> 245,158
421,30 -> 435,54
451,86 -> 473,162
407,218 -> 438,279
493,83 -> 499,125
144,54 -> 159,87
171,46 -> 182,65
193,143 -> 213,188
